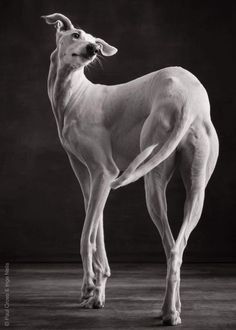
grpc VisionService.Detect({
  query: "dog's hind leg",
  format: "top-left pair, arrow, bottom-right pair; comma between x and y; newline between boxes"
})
144,153 -> 177,318
162,121 -> 219,326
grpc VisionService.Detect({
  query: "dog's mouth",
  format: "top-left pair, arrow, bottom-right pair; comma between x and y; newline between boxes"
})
82,52 -> 96,60
71,53 -> 95,61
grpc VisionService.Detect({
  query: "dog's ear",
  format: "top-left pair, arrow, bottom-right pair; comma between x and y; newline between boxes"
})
41,13 -> 74,31
96,38 -> 118,56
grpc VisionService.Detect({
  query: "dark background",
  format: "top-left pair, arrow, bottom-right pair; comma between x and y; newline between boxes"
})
0,0 -> 235,263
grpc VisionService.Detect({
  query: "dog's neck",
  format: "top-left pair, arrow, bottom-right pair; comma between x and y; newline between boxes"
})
54,64 -> 89,107
48,49 -> 92,130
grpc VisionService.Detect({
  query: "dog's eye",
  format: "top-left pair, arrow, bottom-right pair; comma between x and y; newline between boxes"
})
72,32 -> 81,39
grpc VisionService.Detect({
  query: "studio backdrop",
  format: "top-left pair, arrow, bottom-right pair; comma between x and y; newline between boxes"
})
0,0 -> 235,262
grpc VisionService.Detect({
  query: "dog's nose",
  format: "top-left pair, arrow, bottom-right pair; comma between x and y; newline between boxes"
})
86,43 -> 99,57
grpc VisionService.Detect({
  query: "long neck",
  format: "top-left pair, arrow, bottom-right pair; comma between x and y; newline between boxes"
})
48,52 -> 91,131
53,64 -> 88,109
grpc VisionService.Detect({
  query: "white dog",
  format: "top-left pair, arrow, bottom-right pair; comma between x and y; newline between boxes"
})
42,13 -> 219,326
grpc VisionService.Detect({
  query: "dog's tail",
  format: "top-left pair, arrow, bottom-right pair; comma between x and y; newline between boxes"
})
111,108 -> 191,189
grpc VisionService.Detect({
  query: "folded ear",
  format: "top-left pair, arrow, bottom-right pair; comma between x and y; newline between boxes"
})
41,13 -> 74,31
96,38 -> 118,56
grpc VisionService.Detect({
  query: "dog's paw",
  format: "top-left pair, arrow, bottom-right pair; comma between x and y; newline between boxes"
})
162,311 -> 181,326
79,287 -> 105,309
81,277 -> 95,301
79,295 -> 105,309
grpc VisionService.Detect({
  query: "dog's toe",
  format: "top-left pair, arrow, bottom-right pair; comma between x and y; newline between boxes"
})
79,296 -> 105,309
162,312 -> 181,326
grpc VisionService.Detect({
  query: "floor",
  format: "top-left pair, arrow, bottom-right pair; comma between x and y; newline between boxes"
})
4,263 -> 236,329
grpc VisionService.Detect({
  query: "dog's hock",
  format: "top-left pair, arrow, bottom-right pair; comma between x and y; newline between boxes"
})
96,38 -> 118,56
41,13 -> 74,31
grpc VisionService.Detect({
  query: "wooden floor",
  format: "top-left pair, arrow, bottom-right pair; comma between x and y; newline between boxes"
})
6,263 -> 236,329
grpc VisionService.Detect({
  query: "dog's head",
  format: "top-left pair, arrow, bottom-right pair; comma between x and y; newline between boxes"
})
42,13 -> 118,68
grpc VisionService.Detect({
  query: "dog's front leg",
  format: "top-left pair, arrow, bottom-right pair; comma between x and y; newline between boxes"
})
91,216 -> 111,307
79,169 -> 115,308
67,153 -> 94,301
67,153 -> 109,306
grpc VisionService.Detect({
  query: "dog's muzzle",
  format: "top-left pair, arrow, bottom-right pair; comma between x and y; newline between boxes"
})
86,43 -> 99,58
